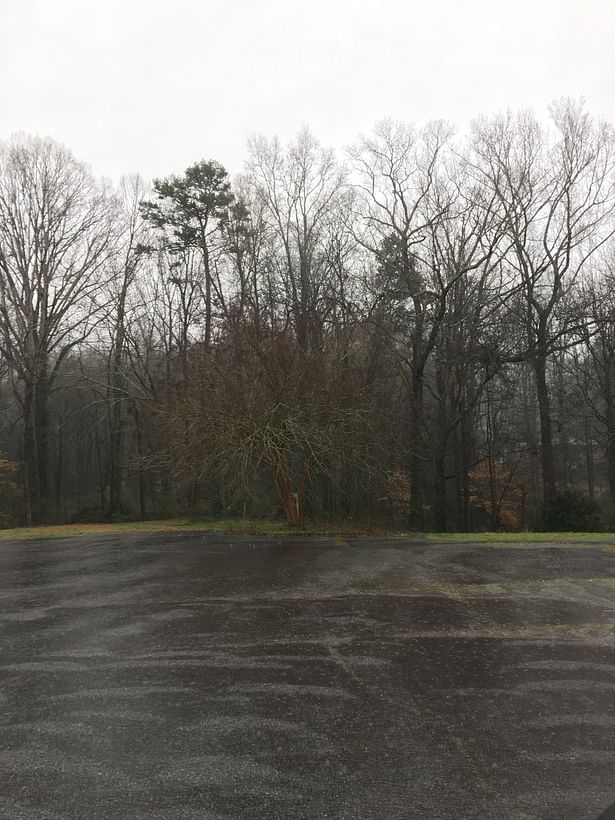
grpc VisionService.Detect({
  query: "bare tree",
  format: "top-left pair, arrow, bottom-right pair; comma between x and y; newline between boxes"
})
247,128 -> 349,354
471,101 -> 615,503
0,134 -> 117,522
105,175 -> 150,519
573,258 -> 615,504
348,119 -> 504,527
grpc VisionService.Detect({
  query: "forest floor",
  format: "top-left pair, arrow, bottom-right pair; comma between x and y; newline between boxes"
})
0,530 -> 614,818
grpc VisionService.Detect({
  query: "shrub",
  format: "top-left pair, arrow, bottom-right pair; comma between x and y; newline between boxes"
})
542,488 -> 603,532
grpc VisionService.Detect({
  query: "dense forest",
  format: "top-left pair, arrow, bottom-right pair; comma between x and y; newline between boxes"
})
0,100 -> 614,531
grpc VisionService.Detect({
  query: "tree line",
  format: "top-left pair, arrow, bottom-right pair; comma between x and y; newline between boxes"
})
0,100 -> 614,531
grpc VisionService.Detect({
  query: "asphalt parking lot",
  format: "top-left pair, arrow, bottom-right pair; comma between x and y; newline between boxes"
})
1,531 -> 614,819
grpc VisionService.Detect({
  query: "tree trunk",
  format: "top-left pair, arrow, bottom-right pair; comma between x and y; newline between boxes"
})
203,241 -> 212,349
432,360 -> 448,531
408,366 -> 425,529
108,400 -> 123,520
22,382 -> 36,525
34,375 -> 49,503
22,368 -> 51,525
133,404 -> 147,520
533,352 -> 556,503
607,433 -> 615,506
433,458 -> 446,531
584,417 -> 595,500
55,420 -> 64,521
605,396 -> 615,505
272,462 -> 305,526
461,411 -> 473,531
108,298 -> 127,520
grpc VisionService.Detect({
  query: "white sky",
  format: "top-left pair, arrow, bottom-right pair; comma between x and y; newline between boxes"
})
1,0 -> 614,182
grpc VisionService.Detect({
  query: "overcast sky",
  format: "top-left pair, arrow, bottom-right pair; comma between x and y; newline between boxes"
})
1,0 -> 614,182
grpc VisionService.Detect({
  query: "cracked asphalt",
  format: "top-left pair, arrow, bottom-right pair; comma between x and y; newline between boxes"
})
1,531 -> 614,819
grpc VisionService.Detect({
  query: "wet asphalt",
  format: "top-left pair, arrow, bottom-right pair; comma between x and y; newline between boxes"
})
1,532 -> 615,820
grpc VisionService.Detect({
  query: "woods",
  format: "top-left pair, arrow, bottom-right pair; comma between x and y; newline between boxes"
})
0,102 -> 614,530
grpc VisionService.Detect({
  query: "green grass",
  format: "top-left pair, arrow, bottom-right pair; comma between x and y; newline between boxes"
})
426,531 -> 615,543
1,519 -> 613,543
0,518 -> 385,541
0,519 -> 193,541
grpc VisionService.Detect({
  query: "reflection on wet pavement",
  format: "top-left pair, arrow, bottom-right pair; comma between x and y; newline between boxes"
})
0,533 -> 614,818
